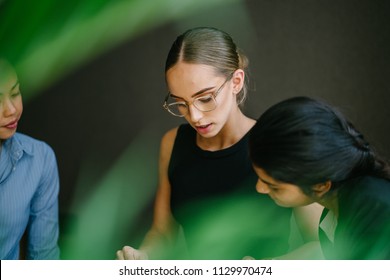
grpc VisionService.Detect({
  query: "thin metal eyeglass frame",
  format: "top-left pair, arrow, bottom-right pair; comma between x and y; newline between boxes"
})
163,72 -> 234,117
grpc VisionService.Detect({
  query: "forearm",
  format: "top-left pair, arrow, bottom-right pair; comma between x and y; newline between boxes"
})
28,154 -> 60,260
139,225 -> 179,259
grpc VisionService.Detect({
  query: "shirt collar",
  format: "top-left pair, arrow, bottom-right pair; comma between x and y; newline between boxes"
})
319,209 -> 338,243
3,133 -> 34,161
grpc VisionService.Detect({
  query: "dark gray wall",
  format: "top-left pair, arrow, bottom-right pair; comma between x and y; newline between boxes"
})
18,0 -> 390,258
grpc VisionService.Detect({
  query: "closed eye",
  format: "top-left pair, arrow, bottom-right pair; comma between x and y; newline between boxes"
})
11,91 -> 21,98
196,94 -> 214,104
268,184 -> 279,191
259,177 -> 280,191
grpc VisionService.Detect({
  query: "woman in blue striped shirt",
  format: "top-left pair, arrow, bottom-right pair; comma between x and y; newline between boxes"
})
0,59 -> 60,259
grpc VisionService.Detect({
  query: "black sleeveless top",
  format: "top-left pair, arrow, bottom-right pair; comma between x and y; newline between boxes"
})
169,124 -> 292,259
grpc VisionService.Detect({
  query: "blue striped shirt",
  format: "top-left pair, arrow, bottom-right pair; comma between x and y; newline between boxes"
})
0,133 -> 60,259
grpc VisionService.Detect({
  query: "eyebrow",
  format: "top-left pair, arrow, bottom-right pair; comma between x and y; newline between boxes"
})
169,86 -> 216,99
0,81 -> 19,96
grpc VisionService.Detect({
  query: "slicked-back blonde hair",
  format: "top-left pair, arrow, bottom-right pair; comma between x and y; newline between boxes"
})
165,27 -> 249,106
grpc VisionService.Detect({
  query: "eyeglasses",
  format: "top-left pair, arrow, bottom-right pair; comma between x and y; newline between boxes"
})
163,73 -> 233,117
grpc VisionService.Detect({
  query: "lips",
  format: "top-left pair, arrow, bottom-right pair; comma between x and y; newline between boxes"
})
4,120 -> 18,129
195,123 -> 212,134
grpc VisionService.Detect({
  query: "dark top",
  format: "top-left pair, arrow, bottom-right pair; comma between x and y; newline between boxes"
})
319,176 -> 390,259
169,124 -> 292,259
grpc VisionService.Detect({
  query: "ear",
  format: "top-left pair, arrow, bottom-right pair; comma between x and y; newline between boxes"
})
231,69 -> 245,94
312,180 -> 332,198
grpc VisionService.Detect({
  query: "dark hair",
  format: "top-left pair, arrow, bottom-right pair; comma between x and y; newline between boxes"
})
249,96 -> 390,194
165,27 -> 249,105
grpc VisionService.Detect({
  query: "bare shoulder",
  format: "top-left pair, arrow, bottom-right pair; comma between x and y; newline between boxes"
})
162,127 -> 178,143
161,127 -> 178,149
159,127 -> 179,162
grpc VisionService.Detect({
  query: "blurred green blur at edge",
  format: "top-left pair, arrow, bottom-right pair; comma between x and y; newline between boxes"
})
0,0 -> 242,259
0,0 -> 236,102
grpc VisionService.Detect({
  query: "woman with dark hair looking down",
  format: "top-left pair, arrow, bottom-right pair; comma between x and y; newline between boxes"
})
249,96 -> 390,259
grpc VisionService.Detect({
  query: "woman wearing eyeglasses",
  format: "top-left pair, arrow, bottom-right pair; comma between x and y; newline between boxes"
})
116,27 -> 323,260
249,96 -> 390,259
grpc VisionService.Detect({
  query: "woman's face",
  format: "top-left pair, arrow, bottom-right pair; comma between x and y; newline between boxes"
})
253,166 -> 316,207
0,65 -> 23,140
166,62 -> 238,138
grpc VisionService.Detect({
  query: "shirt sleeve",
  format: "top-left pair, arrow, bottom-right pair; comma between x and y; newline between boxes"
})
26,143 -> 60,260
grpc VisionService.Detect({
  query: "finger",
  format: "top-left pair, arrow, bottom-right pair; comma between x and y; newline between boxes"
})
242,255 -> 255,260
123,246 -> 136,260
134,251 -> 148,260
139,251 -> 149,260
116,250 -> 124,260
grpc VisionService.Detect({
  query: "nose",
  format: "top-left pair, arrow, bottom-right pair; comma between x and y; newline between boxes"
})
256,180 -> 270,194
188,104 -> 203,123
3,98 -> 17,117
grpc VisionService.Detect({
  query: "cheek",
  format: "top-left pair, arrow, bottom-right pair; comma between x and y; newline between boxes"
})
286,192 -> 314,207
273,190 -> 313,208
223,92 -> 237,110
18,100 -> 23,114
213,102 -> 234,126
13,96 -> 23,113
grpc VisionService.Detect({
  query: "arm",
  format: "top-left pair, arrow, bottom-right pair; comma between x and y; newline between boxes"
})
116,128 -> 180,260
27,144 -> 60,260
275,203 -> 324,259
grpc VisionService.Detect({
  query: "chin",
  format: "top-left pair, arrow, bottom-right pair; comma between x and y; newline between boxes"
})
274,199 -> 301,208
0,131 -> 17,140
273,200 -> 290,208
277,203 -> 291,208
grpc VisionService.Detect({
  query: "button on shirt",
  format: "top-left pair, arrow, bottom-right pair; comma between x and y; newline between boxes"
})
0,133 -> 60,259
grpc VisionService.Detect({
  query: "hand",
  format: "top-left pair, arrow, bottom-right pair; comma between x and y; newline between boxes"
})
116,246 -> 148,260
242,256 -> 255,260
